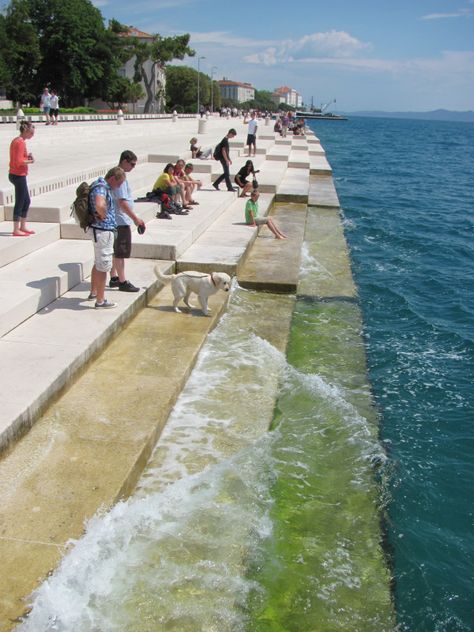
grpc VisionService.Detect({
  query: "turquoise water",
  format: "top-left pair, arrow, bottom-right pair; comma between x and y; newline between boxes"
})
310,117 -> 474,631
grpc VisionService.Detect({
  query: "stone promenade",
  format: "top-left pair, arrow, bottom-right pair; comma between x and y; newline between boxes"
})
0,113 -> 342,629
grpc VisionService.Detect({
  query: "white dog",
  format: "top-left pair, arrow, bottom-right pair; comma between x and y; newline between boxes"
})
154,266 -> 231,315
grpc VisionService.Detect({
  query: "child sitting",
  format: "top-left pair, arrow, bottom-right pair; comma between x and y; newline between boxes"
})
245,190 -> 287,239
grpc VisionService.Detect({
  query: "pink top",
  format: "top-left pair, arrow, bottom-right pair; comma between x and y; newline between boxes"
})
9,137 -> 28,176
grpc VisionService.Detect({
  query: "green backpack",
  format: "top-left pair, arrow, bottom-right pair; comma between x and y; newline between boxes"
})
70,181 -> 99,231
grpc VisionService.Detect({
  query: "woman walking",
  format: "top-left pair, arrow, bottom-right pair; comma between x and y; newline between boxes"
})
9,121 -> 35,236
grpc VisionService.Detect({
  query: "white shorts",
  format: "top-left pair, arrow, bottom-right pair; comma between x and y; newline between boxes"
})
92,229 -> 115,272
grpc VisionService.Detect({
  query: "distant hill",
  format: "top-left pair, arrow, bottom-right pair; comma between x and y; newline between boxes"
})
347,109 -> 474,123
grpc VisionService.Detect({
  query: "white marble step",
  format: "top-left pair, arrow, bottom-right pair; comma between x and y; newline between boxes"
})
177,193 -> 275,274
0,222 -> 59,268
0,239 -> 93,337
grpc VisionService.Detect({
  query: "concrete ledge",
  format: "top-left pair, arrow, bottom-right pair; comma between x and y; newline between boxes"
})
238,202 -> 307,293
177,193 -> 274,274
0,239 -> 93,337
0,223 -> 60,268
0,259 -> 172,454
309,174 -> 341,208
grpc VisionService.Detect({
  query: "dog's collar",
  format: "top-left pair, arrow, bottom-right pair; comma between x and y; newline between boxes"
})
210,273 -> 217,287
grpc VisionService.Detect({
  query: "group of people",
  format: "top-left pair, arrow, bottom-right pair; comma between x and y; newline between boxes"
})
152,160 -> 202,219
7,116 -> 287,308
40,87 -> 60,125
274,112 -> 305,137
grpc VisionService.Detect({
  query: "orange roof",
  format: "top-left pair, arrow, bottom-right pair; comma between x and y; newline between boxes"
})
119,26 -> 154,39
218,80 -> 254,88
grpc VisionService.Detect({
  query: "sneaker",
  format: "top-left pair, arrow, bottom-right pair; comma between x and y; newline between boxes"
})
109,276 -> 120,288
158,211 -> 172,220
87,293 -> 97,300
119,280 -> 139,292
95,299 -> 117,309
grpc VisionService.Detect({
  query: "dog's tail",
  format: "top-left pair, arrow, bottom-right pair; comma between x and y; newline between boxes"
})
154,265 -> 175,284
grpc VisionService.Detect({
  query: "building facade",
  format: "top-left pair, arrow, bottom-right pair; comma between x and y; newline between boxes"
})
218,79 -> 255,104
272,86 -> 303,108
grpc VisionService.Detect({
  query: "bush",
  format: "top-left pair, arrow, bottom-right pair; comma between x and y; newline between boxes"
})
0,106 -> 98,114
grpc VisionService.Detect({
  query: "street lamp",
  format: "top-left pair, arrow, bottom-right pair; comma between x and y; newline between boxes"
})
197,56 -> 206,114
210,66 -> 218,113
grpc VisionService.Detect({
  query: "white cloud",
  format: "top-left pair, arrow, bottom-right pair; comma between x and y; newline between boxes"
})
189,31 -> 276,48
420,8 -> 474,20
290,50 -> 474,81
243,30 -> 371,66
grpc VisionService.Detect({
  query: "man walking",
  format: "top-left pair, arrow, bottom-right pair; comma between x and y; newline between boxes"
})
212,128 -> 237,191
246,111 -> 258,157
109,150 -> 146,293
89,167 -> 125,309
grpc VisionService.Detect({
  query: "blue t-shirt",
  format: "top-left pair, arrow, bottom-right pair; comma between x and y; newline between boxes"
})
113,178 -> 133,227
89,177 -> 116,230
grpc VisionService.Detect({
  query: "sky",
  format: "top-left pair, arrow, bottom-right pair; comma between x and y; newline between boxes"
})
94,0 -> 474,112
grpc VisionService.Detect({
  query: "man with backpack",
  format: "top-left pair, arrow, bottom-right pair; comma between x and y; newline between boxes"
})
109,150 -> 145,293
212,128 -> 237,192
88,167 -> 126,309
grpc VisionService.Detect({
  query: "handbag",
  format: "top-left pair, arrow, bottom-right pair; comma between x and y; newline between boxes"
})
252,178 -> 259,189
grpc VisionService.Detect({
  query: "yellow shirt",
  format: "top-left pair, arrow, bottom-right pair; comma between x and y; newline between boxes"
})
153,172 -> 171,190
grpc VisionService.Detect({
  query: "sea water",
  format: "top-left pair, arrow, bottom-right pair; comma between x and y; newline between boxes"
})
310,117 -> 474,631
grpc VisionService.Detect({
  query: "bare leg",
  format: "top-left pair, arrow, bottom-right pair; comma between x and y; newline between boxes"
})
268,218 -> 287,239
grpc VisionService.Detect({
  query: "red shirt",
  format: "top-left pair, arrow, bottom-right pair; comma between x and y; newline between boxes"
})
9,137 -> 28,176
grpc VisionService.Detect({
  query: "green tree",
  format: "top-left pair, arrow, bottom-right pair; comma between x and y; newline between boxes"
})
130,34 -> 194,113
2,0 -> 41,104
1,0 -> 129,106
165,65 -> 216,113
26,0 -> 128,105
0,15 -> 10,90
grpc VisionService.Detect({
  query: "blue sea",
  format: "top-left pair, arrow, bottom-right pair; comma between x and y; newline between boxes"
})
308,116 -> 474,631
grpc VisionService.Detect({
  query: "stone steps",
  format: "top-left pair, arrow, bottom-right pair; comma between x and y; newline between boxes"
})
0,238 -> 93,337
177,193 -> 275,274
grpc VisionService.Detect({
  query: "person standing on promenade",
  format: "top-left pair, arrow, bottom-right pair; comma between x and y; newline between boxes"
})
281,112 -> 289,138
8,121 -> 36,236
88,167 -> 125,309
40,87 -> 51,125
245,190 -> 287,239
49,90 -> 59,125
246,111 -> 258,157
212,128 -> 237,191
109,151 -> 145,293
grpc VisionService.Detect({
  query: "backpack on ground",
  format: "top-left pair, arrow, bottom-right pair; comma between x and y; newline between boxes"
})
70,181 -> 99,231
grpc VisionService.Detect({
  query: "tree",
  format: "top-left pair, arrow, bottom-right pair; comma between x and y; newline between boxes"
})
165,65 -> 216,113
130,34 -> 194,113
1,0 -> 129,106
2,0 -> 41,104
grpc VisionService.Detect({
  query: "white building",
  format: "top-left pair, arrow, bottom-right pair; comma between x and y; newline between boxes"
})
272,86 -> 303,108
218,79 -> 255,104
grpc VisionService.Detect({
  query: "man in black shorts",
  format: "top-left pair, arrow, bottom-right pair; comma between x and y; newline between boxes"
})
109,150 -> 146,292
246,111 -> 258,156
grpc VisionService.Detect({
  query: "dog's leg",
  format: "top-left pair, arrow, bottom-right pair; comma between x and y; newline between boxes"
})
183,290 -> 195,309
199,295 -> 210,316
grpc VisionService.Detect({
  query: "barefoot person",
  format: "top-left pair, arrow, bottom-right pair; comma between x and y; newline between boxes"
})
245,190 -> 287,239
8,121 -> 36,236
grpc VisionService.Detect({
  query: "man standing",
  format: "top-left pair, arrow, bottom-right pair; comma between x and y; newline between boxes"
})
109,150 -> 145,293
89,167 -> 125,309
40,88 -> 51,125
246,111 -> 258,157
212,128 -> 237,192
